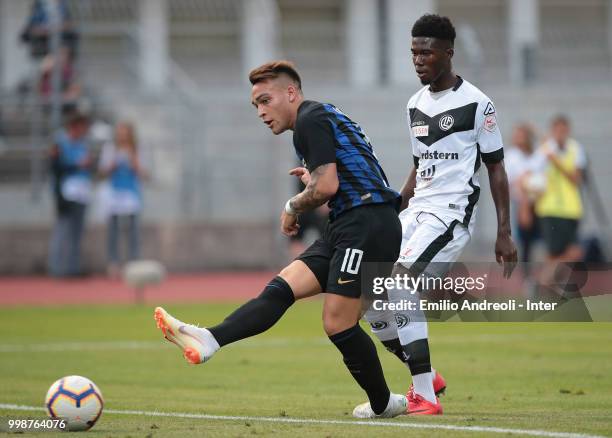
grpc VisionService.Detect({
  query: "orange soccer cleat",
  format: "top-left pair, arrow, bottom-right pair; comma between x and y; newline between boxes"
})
154,307 -> 219,364
407,391 -> 443,415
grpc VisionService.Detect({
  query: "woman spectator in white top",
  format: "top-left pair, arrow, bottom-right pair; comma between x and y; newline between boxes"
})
98,121 -> 148,277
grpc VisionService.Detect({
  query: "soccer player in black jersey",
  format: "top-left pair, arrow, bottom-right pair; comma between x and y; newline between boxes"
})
155,61 -> 407,418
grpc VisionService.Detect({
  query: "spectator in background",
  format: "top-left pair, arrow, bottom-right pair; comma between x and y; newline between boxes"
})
533,115 -> 586,295
48,113 -> 92,277
504,123 -> 540,276
98,122 -> 148,278
534,115 -> 586,262
38,46 -> 81,113
20,0 -> 78,59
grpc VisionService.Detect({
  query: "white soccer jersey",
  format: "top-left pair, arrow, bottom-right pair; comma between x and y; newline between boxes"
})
406,77 -> 504,233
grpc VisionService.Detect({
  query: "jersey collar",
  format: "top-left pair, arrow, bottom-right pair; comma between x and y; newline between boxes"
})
427,75 -> 463,93
452,75 -> 463,91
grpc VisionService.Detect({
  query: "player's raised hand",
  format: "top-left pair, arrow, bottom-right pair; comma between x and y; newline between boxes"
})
289,167 -> 311,185
495,233 -> 518,279
280,209 -> 300,236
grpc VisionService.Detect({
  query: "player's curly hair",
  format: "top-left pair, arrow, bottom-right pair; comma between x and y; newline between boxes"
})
249,60 -> 302,91
412,14 -> 456,45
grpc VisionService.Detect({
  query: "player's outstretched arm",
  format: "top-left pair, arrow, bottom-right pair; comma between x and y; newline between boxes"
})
486,161 -> 518,278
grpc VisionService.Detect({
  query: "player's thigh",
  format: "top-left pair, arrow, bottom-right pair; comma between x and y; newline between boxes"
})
282,237 -> 332,300
278,260 -> 322,300
398,213 -> 469,277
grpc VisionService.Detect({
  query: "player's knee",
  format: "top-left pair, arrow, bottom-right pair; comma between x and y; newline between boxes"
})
322,309 -> 351,336
259,276 -> 295,307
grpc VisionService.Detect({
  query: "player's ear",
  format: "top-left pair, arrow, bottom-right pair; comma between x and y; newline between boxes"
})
446,47 -> 454,59
287,84 -> 298,103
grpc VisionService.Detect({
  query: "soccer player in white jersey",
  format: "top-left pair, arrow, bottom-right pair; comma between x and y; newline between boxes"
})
359,14 -> 518,416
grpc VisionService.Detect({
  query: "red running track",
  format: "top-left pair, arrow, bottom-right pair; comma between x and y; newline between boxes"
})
1,268 -> 609,307
0,272 -> 277,307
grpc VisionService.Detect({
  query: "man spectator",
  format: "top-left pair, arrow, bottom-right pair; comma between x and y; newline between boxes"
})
48,112 -> 92,277
20,0 -> 78,59
534,115 -> 586,262
533,115 -> 586,296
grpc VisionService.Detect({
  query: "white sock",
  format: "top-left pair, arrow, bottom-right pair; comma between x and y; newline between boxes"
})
412,372 -> 436,404
198,327 -> 221,359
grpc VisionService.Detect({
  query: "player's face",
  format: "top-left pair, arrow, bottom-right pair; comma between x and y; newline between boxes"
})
411,37 -> 452,85
251,80 -> 294,135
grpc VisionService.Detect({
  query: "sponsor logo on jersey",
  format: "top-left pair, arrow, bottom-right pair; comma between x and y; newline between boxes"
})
483,101 -> 496,115
412,125 -> 429,137
484,114 -> 497,132
439,114 -> 455,131
420,150 -> 459,160
419,165 -> 436,181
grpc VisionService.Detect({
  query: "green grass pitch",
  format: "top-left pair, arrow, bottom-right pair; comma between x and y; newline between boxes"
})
0,301 -> 611,437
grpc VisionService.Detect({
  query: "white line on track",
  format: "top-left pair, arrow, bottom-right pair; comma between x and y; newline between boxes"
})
0,403 -> 605,438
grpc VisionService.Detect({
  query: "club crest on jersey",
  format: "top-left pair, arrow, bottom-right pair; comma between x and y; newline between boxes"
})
438,114 -> 454,131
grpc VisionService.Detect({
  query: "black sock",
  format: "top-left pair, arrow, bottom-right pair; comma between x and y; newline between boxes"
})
381,338 -> 409,364
208,276 -> 295,347
329,325 -> 391,415
402,338 -> 432,375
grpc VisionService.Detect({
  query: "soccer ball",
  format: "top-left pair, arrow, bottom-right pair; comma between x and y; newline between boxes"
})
44,375 -> 104,431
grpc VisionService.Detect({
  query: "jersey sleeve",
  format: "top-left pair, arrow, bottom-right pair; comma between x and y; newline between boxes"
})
476,98 -> 504,163
407,103 -> 420,168
296,111 -> 336,171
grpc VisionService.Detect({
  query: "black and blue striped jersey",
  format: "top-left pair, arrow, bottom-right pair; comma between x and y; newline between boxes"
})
292,100 -> 400,220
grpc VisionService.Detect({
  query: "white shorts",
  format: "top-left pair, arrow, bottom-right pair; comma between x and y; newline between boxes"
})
363,209 -> 471,341
397,209 -> 470,276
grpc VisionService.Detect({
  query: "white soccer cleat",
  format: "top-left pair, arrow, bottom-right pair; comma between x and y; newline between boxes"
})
154,307 -> 219,364
352,393 -> 407,419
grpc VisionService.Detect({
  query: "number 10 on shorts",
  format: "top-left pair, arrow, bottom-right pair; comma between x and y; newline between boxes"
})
340,248 -> 364,274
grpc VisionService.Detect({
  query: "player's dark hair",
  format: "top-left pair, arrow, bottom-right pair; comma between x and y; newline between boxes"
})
412,14 -> 456,45
249,60 -> 302,91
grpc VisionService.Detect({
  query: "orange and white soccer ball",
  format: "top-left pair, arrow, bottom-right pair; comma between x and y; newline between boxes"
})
45,375 -> 104,431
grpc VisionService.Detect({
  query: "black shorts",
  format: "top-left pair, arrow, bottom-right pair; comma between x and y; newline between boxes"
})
539,216 -> 579,256
296,203 -> 402,298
